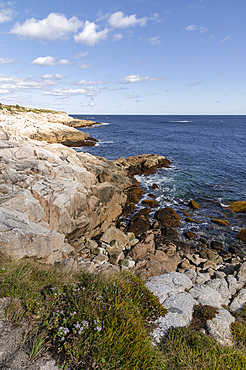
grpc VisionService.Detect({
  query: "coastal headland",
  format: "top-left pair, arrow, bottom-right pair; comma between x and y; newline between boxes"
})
0,105 -> 246,368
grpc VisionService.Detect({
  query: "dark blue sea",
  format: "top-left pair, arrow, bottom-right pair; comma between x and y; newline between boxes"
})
71,115 -> 246,248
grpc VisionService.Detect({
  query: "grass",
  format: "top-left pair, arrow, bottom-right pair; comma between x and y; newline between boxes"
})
0,103 -> 65,114
0,259 -> 166,369
1,258 -> 246,369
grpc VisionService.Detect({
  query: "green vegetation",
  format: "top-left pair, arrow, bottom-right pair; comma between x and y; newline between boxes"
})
0,259 -> 166,369
1,258 -> 246,369
0,103 -> 65,114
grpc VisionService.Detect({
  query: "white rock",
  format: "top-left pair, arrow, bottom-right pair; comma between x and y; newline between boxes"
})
207,308 -> 235,346
229,288 -> 246,313
189,285 -> 223,307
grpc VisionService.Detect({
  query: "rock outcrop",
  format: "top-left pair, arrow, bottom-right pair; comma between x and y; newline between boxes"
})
0,106 -> 98,147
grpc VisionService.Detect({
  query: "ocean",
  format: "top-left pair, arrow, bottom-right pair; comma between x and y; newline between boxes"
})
71,115 -> 246,250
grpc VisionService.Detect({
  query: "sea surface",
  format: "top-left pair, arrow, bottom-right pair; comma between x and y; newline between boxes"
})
71,115 -> 246,250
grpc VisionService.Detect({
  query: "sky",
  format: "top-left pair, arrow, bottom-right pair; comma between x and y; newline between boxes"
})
0,0 -> 245,115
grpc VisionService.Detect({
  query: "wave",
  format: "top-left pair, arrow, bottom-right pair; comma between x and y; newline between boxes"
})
169,120 -> 192,123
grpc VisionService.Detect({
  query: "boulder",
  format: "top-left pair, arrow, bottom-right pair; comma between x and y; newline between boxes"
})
206,308 -> 235,346
237,229 -> 246,242
189,285 -> 224,307
100,226 -> 129,250
228,201 -> 246,213
188,200 -> 199,209
155,207 -> 181,227
0,207 -> 69,264
211,219 -> 229,227
126,208 -> 151,237
229,289 -> 246,313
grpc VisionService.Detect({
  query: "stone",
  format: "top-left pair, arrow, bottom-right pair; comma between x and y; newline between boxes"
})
188,200 -> 199,209
237,261 -> 246,280
228,201 -> 246,213
126,208 -> 151,237
189,285 -> 224,307
119,258 -> 135,268
85,239 -> 98,250
205,278 -> 232,305
100,226 -> 129,250
126,238 -> 139,249
229,289 -> 246,313
92,253 -> 109,265
200,248 -> 223,265
141,199 -> 159,207
184,269 -> 197,282
155,207 -> 181,227
129,231 -> 155,259
151,292 -> 197,342
226,275 -> 245,296
206,308 -> 235,346
0,207 -> 65,263
213,271 -> 227,279
237,229 -> 246,242
113,154 -> 171,176
184,231 -> 197,240
145,272 -> 193,303
186,253 -> 207,266
185,217 -> 199,223
194,272 -> 211,285
210,240 -> 224,251
211,219 -> 229,227
109,250 -> 124,265
203,260 -> 217,270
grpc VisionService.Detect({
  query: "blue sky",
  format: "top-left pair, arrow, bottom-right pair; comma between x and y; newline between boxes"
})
0,0 -> 245,114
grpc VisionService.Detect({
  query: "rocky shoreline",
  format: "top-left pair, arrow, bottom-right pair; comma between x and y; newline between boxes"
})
0,106 -> 246,367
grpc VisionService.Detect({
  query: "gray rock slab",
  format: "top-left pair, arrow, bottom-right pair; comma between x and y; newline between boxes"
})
189,285 -> 223,307
207,308 -> 235,346
226,275 -> 245,296
194,272 -> 211,285
205,278 -> 232,305
152,292 -> 197,342
229,288 -> 246,313
146,272 -> 193,304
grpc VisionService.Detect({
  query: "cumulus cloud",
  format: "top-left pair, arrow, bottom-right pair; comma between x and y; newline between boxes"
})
186,25 -> 208,33
0,57 -> 14,64
10,13 -> 83,41
0,4 -> 15,24
55,73 -> 66,79
31,56 -> 70,66
187,81 -> 202,87
42,73 -> 53,79
148,36 -> 161,45
0,73 -> 56,92
108,11 -> 147,28
31,56 -> 55,66
79,63 -> 93,69
119,74 -> 162,84
58,59 -> 70,66
74,21 -> 108,46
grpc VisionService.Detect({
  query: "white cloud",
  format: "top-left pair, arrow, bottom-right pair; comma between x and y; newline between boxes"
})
186,25 -> 208,33
119,74 -> 162,84
78,79 -> 105,85
79,63 -> 93,69
126,94 -> 139,99
58,59 -> 70,66
55,74 -> 66,79
74,52 -> 89,59
31,56 -> 55,66
0,73 -> 56,93
148,36 -> 161,45
31,57 -> 70,66
74,21 -> 108,46
187,81 -> 202,87
43,86 -> 104,99
0,57 -> 14,64
10,13 -> 83,41
0,5 -> 15,24
80,102 -> 96,107
108,11 -> 147,28
42,73 -> 53,79
113,33 -> 123,41
220,36 -> 231,43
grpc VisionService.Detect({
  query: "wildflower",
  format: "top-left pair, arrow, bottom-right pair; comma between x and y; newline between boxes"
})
1,268 -> 5,271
